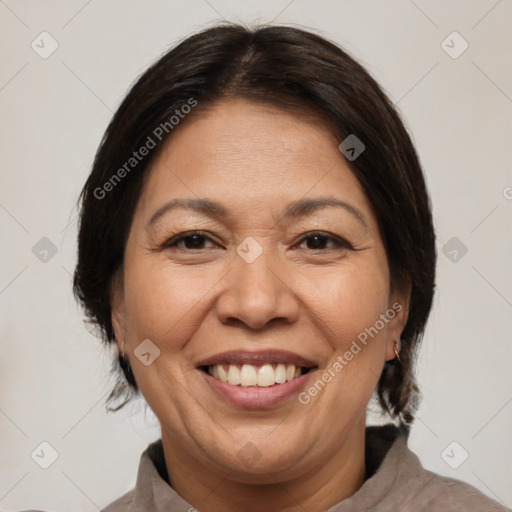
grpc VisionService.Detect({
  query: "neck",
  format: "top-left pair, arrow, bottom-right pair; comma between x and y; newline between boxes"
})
161,418 -> 367,512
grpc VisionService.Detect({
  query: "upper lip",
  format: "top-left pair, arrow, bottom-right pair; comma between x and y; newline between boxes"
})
196,349 -> 318,368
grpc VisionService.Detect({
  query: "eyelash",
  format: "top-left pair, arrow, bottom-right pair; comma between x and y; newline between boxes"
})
163,230 -> 352,251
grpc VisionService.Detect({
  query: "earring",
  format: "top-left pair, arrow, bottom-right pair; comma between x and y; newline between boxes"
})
393,339 -> 401,363
119,340 -> 132,374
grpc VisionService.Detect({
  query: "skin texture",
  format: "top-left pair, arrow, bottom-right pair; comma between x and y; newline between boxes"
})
111,99 -> 409,512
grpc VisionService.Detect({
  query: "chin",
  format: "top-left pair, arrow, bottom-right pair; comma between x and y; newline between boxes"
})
208,436 -> 315,482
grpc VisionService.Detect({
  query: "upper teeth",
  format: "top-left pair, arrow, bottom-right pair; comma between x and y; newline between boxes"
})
208,364 -> 302,387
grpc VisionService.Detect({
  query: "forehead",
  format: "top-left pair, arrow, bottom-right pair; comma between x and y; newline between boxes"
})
136,99 -> 376,228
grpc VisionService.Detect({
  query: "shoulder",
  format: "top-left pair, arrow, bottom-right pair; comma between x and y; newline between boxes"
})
367,426 -> 511,512
100,488 -> 135,511
17,489 -> 135,512
413,471 -> 511,512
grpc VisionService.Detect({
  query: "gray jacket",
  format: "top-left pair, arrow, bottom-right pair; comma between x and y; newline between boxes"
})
22,425 -> 511,511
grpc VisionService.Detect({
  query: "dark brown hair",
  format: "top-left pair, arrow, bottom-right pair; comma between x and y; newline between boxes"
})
73,22 -> 436,426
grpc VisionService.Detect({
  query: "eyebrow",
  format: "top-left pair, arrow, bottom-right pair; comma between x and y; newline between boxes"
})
147,196 -> 368,230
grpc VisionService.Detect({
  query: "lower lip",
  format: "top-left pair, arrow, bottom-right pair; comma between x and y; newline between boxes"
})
199,369 -> 317,409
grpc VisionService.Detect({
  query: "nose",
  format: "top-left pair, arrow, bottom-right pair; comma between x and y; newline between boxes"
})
215,250 -> 300,330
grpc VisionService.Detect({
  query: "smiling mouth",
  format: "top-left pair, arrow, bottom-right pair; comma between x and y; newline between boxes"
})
199,363 -> 317,387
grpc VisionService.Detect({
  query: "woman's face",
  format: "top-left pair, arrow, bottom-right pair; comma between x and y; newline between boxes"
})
112,99 -> 408,482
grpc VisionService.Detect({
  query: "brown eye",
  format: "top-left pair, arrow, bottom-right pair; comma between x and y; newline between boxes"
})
165,231 -> 216,250
297,232 -> 351,250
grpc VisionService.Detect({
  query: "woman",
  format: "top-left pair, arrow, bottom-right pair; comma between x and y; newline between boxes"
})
68,23 -> 508,511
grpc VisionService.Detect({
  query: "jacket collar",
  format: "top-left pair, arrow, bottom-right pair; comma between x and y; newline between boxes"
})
125,424 -> 413,512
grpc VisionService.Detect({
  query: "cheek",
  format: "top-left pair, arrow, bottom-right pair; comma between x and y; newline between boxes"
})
303,260 -> 390,348
122,258 -> 225,348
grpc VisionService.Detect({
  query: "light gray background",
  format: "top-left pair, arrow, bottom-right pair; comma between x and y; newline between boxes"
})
1,1 -> 511,510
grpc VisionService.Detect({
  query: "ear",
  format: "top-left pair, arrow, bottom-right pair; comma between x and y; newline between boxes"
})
384,284 -> 410,361
110,269 -> 127,353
